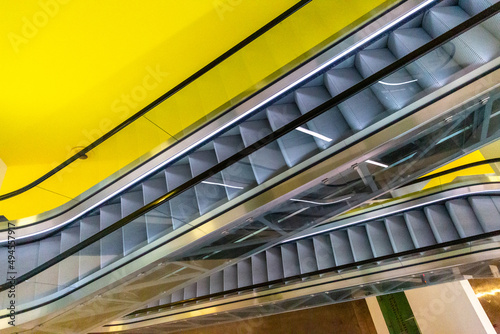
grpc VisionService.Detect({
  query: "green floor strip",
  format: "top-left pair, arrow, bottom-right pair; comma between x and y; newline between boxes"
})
377,292 -> 421,334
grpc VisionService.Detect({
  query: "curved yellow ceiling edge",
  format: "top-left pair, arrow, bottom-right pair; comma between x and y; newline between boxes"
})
0,0 -> 389,220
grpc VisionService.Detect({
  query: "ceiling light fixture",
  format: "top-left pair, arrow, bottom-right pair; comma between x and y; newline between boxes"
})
366,159 -> 389,168
201,181 -> 244,190
296,127 -> 332,142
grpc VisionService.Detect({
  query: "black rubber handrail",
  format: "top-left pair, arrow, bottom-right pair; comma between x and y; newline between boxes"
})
404,158 -> 500,186
124,194 -> 500,318
0,2 -> 497,295
313,159 -> 500,227
327,158 -> 500,188
0,0 -> 312,202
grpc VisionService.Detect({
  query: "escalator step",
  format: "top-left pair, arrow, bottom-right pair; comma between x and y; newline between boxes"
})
459,0 -> 500,40
348,225 -> 374,262
423,6 -> 500,66
266,247 -> 284,281
325,67 -> 386,130
366,220 -> 394,257
281,243 -> 301,277
424,204 -> 460,243
239,120 -> 287,184
165,164 -> 200,229
100,204 -> 123,268
237,258 -> 252,288
121,191 -> 148,255
388,27 -> 461,89
266,104 -> 319,167
297,239 -> 318,274
385,215 -> 415,252
446,198 -> 484,237
79,216 -> 101,279
468,196 -> 500,232
58,225 -> 81,290
295,86 -> 351,149
356,48 -> 421,110
312,234 -> 336,270
213,135 -> 256,200
189,150 -> 228,215
252,252 -> 268,284
224,265 -> 238,291
404,210 -> 437,248
330,230 -> 355,266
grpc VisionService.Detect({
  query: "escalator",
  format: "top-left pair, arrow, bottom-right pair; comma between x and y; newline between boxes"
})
1,0 -> 500,331
106,183 -> 500,333
150,189 -> 500,307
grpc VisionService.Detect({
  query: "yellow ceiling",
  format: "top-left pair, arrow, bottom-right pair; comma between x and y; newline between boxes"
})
0,1 -> 296,167
0,0 -> 300,218
0,0 -> 393,220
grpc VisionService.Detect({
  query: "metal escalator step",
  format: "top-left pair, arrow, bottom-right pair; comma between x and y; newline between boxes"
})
325,67 -> 386,130
142,176 -> 168,205
251,252 -> 268,284
100,204 -> 123,268
121,190 -> 145,217
35,235 -> 61,298
0,248 -> 7,283
459,0 -> 500,40
145,208 -> 174,243
171,289 -> 184,303
159,295 -> 171,306
237,258 -> 252,288
388,27 -> 462,89
329,230 -> 355,266
266,247 -> 284,281
183,283 -> 197,300
312,234 -> 336,270
79,216 -> 100,279
424,204 -> 460,243
15,242 -> 39,304
404,210 -> 437,248
384,215 -> 415,252
468,196 -> 500,232
213,135 -> 256,200
165,164 -> 199,229
446,198 -> 484,237
239,120 -> 287,184
189,150 -> 228,215
347,225 -> 374,262
356,48 -> 421,110
281,243 -> 301,277
197,276 -> 210,297
297,239 -> 318,274
223,265 -> 238,291
492,196 -> 500,213
58,225 -> 80,290
423,5 -> 500,66
122,216 -> 148,256
266,103 -> 319,167
366,220 -> 394,257
121,191 -> 148,255
210,271 -> 224,294
294,86 -> 351,149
